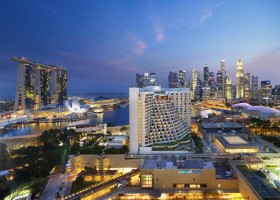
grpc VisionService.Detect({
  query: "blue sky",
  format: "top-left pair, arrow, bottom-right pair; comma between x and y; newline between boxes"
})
0,0 -> 280,98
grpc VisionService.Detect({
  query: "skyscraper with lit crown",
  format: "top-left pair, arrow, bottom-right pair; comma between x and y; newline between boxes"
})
236,59 -> 244,99
225,76 -> 232,101
221,60 -> 226,98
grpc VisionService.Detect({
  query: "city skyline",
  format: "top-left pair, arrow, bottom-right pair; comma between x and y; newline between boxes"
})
1,0 -> 280,98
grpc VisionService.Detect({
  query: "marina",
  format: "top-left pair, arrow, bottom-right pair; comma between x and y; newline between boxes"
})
0,105 -> 129,138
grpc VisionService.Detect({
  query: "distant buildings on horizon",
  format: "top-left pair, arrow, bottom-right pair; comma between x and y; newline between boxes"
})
135,59 -> 280,103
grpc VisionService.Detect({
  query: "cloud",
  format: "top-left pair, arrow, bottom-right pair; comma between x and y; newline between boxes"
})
155,24 -> 165,42
150,14 -> 165,43
134,40 -> 147,55
190,9 -> 212,29
129,34 -> 148,56
168,0 -> 224,29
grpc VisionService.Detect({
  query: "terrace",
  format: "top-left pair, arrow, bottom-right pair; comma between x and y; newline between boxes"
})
238,166 -> 280,199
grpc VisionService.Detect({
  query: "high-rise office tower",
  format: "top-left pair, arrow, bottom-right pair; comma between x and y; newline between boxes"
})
243,73 -> 250,100
178,70 -> 187,88
202,85 -> 210,100
129,86 -> 191,154
251,75 -> 258,100
221,60 -> 226,74
236,59 -> 244,99
168,71 -> 178,88
225,76 -> 232,101
231,84 -> 236,100
142,73 -> 149,88
272,85 -> 280,102
12,57 -> 67,112
203,64 -> 209,86
216,71 -> 223,98
149,73 -> 157,86
136,72 -> 157,88
208,72 -> 215,98
208,72 -> 214,80
136,73 -> 143,88
261,80 -> 272,100
221,60 -> 226,97
191,68 -> 200,100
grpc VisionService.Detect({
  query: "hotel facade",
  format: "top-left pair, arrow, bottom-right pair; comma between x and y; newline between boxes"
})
12,57 -> 67,112
129,86 -> 191,154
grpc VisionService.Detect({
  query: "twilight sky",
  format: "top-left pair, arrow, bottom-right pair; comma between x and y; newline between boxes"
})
0,0 -> 280,98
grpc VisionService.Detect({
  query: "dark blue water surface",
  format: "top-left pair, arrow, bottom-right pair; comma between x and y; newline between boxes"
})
0,106 -> 129,138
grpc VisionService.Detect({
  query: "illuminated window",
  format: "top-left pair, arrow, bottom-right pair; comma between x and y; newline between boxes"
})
190,184 -> 197,188
141,174 -> 153,188
175,184 -> 185,188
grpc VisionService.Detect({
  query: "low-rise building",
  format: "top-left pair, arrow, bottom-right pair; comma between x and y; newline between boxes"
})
215,136 -> 258,153
140,158 -> 238,191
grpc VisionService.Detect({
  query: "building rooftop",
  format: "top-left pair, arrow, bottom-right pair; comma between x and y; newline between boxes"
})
11,56 -> 66,70
142,158 -> 214,170
201,122 -> 242,129
80,169 -> 118,176
224,136 -> 248,144
216,136 -> 258,149
183,159 -> 205,169
139,86 -> 190,93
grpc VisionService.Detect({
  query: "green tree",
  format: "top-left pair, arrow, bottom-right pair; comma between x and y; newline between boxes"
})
70,142 -> 80,154
0,143 -> 10,170
0,181 -> 10,200
120,126 -> 127,133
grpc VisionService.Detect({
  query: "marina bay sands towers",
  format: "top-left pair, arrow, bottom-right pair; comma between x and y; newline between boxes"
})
12,57 -> 67,112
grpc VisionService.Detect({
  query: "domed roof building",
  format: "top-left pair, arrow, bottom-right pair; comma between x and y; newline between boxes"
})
232,103 -> 280,120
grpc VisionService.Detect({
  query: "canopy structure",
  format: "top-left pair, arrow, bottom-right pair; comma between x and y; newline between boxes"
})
65,97 -> 89,113
233,103 -> 280,120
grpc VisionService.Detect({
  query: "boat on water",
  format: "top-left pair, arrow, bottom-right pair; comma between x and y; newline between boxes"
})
93,108 -> 104,113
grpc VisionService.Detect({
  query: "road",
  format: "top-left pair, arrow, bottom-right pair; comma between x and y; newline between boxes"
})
40,174 -> 62,200
40,172 -> 77,200
63,169 -> 140,200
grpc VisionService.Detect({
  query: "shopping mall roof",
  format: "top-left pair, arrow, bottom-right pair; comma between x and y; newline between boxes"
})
201,122 -> 243,129
142,158 -> 214,170
216,136 -> 258,149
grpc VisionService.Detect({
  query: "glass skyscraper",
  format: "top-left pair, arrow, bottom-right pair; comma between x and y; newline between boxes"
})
168,71 -> 178,88
236,59 -> 244,99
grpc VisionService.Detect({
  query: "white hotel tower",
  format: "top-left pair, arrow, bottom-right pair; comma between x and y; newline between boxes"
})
129,86 -> 191,154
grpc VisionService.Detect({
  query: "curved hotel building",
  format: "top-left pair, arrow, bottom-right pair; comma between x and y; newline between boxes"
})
129,86 -> 191,154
